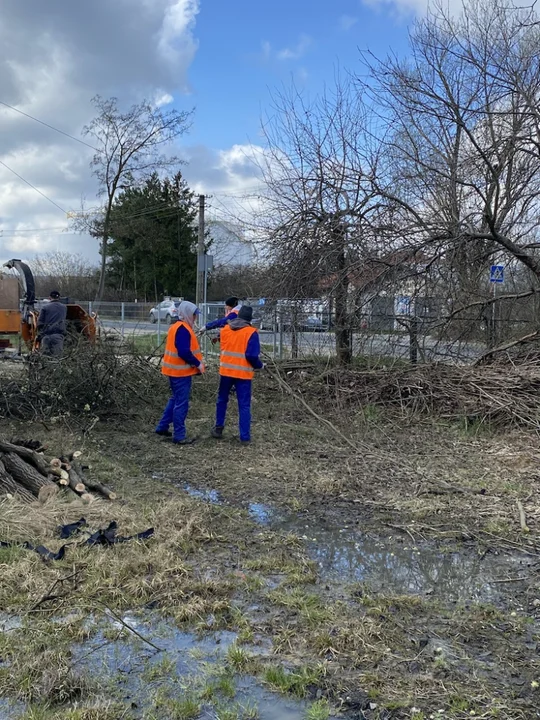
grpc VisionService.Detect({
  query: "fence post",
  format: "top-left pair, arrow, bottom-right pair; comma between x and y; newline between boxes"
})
279,311 -> 284,360
121,302 -> 125,338
157,310 -> 162,347
272,308 -> 277,359
88,301 -> 93,316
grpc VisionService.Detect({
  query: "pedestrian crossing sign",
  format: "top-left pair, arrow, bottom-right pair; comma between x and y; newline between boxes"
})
490,265 -> 504,283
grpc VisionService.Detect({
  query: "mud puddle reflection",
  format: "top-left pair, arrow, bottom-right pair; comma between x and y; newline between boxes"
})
275,517 -> 533,602
71,614 -> 334,720
175,481 -> 534,603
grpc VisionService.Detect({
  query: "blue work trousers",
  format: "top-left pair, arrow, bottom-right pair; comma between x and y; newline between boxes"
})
215,376 -> 252,441
156,376 -> 193,441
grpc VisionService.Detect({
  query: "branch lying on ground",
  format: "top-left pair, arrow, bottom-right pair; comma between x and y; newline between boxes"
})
473,331 -> 539,366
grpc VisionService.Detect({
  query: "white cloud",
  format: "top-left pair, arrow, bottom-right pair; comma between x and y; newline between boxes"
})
182,143 -> 267,243
339,14 -> 359,31
361,0 -> 465,17
276,34 -> 312,61
262,35 -> 312,63
154,92 -> 175,107
157,0 -> 200,82
0,0 -> 200,265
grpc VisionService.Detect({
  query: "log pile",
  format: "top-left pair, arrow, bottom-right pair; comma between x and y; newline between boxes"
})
0,439 -> 116,504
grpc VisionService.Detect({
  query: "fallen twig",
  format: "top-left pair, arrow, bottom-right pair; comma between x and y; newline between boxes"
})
517,500 -> 530,533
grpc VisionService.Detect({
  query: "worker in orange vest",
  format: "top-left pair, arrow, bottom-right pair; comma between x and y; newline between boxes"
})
211,306 -> 263,444
156,301 -> 205,444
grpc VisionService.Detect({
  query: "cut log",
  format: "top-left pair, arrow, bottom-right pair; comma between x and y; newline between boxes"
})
50,458 -> 62,469
10,439 -> 46,453
72,461 -> 116,501
47,472 -> 67,487
67,469 -> 87,496
0,440 -> 50,477
2,453 -> 57,497
0,457 -> 35,503
49,467 -> 69,484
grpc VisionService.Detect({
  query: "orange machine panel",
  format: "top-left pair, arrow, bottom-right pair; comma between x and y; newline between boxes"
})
0,310 -> 21,334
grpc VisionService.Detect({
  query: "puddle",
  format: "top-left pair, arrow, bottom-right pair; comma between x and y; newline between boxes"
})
69,614 -> 333,720
184,483 -> 222,504
0,613 -> 22,632
170,480 -> 535,604
248,502 -> 280,525
273,517 -> 532,602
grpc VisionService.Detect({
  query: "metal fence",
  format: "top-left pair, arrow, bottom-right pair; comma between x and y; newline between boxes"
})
76,295 -> 540,365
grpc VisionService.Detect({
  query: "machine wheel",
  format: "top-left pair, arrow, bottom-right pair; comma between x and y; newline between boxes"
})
150,313 -> 157,324
166,313 -> 173,325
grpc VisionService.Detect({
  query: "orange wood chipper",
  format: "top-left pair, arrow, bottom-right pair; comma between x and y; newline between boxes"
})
0,259 -> 98,351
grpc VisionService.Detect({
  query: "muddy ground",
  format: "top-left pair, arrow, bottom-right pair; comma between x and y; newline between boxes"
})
0,363 -> 539,720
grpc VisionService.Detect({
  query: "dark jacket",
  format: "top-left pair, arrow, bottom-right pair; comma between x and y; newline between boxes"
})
37,300 -> 67,338
205,310 -> 238,331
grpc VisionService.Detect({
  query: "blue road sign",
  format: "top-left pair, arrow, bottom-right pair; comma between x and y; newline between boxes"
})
490,265 -> 504,283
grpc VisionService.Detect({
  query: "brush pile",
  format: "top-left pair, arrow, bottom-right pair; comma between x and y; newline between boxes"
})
0,340 -> 165,424
0,438 -> 116,504
320,363 -> 540,428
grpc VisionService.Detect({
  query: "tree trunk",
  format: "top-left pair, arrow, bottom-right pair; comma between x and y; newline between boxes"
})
72,461 -> 117,500
95,198 -> 114,304
334,239 -> 352,366
0,440 -> 50,476
67,468 -> 87,496
0,457 -> 35,503
2,453 -> 57,497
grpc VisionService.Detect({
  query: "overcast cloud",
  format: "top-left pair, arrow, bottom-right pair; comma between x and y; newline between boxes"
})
0,0 -> 204,263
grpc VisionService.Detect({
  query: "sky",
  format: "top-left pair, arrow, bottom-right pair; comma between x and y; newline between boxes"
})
0,0 -> 434,265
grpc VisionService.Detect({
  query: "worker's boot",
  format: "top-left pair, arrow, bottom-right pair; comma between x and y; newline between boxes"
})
211,426 -> 224,439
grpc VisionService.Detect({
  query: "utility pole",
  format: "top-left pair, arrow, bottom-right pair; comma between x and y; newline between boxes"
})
195,194 -> 205,307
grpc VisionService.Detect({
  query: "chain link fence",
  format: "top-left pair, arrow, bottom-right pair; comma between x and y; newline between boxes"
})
70,293 -> 540,365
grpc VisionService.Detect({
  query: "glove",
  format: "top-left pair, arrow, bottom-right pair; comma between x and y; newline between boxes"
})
197,362 -> 206,374
211,337 -> 219,345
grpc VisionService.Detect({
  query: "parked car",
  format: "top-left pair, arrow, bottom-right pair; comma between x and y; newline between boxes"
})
149,300 -> 180,324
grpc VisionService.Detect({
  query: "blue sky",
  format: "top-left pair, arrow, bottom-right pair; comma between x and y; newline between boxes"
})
188,0 -> 415,149
0,0 -> 424,262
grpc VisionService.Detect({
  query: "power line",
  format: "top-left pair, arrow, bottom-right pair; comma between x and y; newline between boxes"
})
0,100 -> 98,151
0,160 -> 68,215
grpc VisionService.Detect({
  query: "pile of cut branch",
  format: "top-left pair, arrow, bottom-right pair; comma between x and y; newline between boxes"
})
320,363 -> 540,428
0,339 -> 165,424
0,439 -> 116,504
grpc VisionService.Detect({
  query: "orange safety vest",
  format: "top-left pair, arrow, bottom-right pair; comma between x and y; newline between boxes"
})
162,321 -> 202,377
219,325 -> 257,380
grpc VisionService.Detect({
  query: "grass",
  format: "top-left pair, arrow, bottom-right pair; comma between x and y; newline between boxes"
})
0,366 -> 539,719
306,699 -> 331,720
125,332 -> 164,354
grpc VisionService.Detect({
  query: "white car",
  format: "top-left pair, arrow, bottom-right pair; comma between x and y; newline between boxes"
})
149,300 -> 180,324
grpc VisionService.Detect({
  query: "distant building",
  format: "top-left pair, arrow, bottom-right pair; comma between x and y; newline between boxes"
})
207,220 -> 256,267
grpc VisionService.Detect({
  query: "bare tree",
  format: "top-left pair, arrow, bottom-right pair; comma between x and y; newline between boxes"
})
31,251 -> 98,300
260,79 -> 381,364
79,96 -> 193,303
363,0 -> 540,344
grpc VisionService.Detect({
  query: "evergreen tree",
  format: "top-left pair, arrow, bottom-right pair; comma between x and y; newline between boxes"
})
107,172 -> 198,301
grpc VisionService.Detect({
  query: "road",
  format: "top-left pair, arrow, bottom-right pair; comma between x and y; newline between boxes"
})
100,318 -> 485,364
